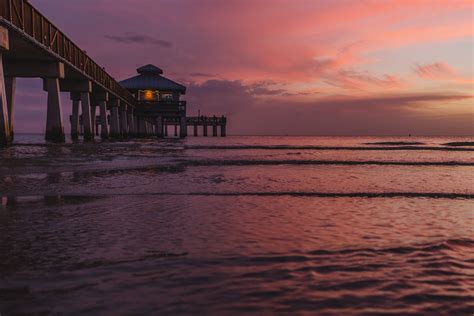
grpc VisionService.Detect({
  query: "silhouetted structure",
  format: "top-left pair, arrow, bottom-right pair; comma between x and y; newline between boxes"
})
119,64 -> 226,138
0,0 -> 226,146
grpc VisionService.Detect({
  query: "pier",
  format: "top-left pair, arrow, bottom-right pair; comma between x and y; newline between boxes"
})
0,0 -> 226,146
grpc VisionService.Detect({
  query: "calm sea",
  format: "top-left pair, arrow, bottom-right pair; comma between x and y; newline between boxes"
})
1,135 -> 473,315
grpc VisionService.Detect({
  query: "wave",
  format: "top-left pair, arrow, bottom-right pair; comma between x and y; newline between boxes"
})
185,145 -> 474,151
226,238 -> 474,265
179,159 -> 474,167
3,192 -> 473,199
180,192 -> 474,199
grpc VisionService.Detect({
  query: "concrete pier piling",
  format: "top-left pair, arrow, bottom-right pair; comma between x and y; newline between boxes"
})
180,116 -> 187,138
203,125 -> 208,137
45,78 -> 65,142
5,77 -> 15,140
70,93 -> 81,140
0,42 -> 12,147
138,117 -> 147,137
109,99 -> 121,139
213,125 -> 218,137
127,109 -> 135,137
80,92 -> 93,141
156,116 -> 163,138
90,104 -> 97,139
120,104 -> 128,138
194,124 -> 198,137
99,101 -> 109,139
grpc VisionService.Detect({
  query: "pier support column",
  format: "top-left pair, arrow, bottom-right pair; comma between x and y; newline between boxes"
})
203,125 -> 208,137
120,104 -> 128,138
90,104 -> 97,138
80,92 -> 93,141
180,115 -> 187,138
156,116 -> 163,138
70,93 -> 80,140
127,108 -> 135,137
164,125 -> 168,137
0,29 -> 12,147
45,78 -> 65,142
5,77 -> 15,140
99,101 -> 109,139
194,124 -> 198,137
138,117 -> 147,137
134,116 -> 139,136
221,124 -> 226,137
212,125 -> 218,137
174,125 -> 178,137
109,99 -> 120,139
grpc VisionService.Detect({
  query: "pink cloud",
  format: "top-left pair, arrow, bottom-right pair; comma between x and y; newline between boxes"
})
413,62 -> 474,84
324,70 -> 405,90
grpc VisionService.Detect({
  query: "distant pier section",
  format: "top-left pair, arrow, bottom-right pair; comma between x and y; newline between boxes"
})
0,0 -> 226,146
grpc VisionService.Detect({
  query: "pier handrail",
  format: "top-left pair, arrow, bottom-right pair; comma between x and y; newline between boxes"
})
0,0 -> 136,106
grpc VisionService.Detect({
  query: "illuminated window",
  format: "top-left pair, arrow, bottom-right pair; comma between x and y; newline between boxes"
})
139,90 -> 159,101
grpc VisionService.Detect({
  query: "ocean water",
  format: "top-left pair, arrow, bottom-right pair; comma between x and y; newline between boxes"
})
0,135 -> 473,315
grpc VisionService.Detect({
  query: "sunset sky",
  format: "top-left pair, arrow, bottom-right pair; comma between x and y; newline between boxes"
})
15,0 -> 474,135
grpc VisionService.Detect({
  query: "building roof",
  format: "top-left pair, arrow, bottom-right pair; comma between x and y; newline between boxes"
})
120,64 -> 186,94
137,64 -> 163,74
